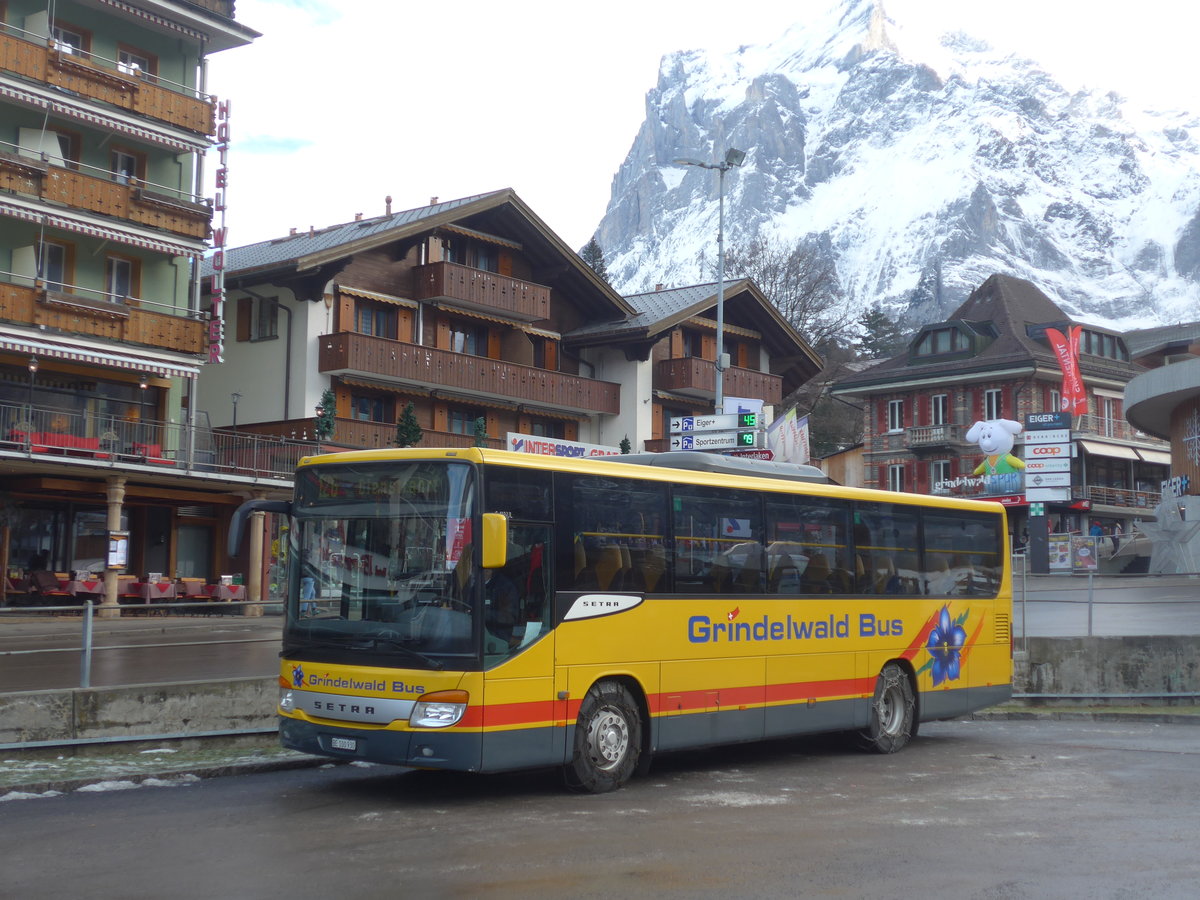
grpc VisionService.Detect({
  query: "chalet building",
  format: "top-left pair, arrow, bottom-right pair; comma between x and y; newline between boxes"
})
204,190 -> 820,457
831,274 -> 1170,541
0,2 -> 262,610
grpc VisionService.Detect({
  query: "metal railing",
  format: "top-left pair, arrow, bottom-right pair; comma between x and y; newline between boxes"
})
0,400 -> 316,481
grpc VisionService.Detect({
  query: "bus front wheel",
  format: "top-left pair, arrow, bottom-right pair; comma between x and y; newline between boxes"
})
564,680 -> 641,793
858,662 -> 915,753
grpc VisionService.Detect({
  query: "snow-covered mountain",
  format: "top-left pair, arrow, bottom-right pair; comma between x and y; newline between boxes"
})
595,0 -> 1200,329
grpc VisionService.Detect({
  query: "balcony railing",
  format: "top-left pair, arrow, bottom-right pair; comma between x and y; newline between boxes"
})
1072,415 -> 1150,443
654,357 -> 783,404
0,27 -> 214,134
0,279 -> 205,355
319,333 -> 620,415
0,148 -> 211,240
318,419 -> 504,451
0,401 -> 316,481
906,423 -> 964,448
412,261 -> 550,322
1074,484 -> 1161,509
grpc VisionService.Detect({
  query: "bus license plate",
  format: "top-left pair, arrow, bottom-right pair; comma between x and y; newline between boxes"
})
330,737 -> 356,751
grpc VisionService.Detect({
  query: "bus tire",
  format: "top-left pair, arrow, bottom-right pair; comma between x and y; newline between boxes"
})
858,662 -> 915,753
564,680 -> 641,793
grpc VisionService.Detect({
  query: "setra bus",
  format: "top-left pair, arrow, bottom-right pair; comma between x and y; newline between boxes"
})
231,447 -> 1012,792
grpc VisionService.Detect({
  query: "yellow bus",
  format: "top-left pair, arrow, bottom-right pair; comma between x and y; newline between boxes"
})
233,448 -> 1012,792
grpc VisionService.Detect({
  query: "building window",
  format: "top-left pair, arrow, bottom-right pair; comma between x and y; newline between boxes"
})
887,399 -> 905,433
450,322 -> 488,356
39,240 -> 69,291
110,148 -> 142,184
254,296 -> 279,340
930,459 -> 951,492
449,408 -> 485,435
51,23 -> 89,56
984,388 -> 1003,420
351,394 -> 390,423
1099,396 -> 1117,437
355,301 -> 395,338
1049,388 -> 1061,413
887,463 -> 905,492
530,419 -> 565,439
681,329 -> 704,358
117,46 -> 156,78
915,327 -> 965,356
931,393 -> 948,426
104,255 -> 138,300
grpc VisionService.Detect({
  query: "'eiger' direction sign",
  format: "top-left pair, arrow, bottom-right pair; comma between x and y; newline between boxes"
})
670,413 -> 758,433
670,431 -> 757,451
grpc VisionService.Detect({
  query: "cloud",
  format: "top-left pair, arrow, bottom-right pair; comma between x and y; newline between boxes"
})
237,135 -> 314,155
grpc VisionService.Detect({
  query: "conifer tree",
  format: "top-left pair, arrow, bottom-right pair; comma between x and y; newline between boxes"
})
393,401 -> 423,447
472,416 -> 488,448
580,237 -> 609,283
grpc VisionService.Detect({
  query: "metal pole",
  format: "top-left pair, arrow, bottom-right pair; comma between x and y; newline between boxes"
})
715,164 -> 726,415
1087,570 -> 1095,637
81,599 -> 94,688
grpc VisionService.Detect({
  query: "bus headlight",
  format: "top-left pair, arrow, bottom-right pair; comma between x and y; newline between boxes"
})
410,690 -> 469,728
279,689 -> 295,712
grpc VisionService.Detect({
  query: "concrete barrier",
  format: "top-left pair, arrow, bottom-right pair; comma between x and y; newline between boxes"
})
0,677 -> 277,745
3,637 -> 1199,746
1015,637 -> 1200,698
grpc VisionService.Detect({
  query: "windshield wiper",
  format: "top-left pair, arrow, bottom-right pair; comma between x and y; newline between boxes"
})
363,637 -> 444,670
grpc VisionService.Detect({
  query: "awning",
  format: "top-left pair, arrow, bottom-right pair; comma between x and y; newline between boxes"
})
0,332 -> 201,378
0,82 -> 205,153
1137,448 -> 1171,465
338,285 -> 418,308
340,376 -> 580,420
0,200 -> 202,257
440,224 -> 522,250
1078,440 -> 1139,460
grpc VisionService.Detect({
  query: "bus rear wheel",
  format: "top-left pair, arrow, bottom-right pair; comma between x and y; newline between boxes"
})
858,662 -> 915,753
564,680 -> 641,793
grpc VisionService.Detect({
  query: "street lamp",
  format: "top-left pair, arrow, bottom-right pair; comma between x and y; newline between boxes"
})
26,356 -> 38,444
674,146 -> 746,414
231,391 -> 242,432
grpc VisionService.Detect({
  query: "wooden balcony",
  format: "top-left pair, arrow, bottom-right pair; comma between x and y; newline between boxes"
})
1074,484 -> 1161,510
0,152 -> 211,240
319,333 -> 620,415
319,420 -> 504,451
0,281 -> 205,355
0,31 -> 214,135
413,261 -> 550,322
654,357 -> 783,405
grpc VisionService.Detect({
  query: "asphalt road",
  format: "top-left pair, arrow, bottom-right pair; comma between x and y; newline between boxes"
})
2,719 -> 1198,899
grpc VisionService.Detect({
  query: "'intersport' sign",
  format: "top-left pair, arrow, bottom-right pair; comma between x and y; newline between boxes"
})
506,433 -> 620,457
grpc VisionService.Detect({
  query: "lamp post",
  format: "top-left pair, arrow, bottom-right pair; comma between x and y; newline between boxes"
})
674,146 -> 746,414
231,391 -> 242,433
26,356 -> 37,446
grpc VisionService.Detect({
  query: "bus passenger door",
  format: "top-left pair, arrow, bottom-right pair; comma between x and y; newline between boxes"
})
479,527 -> 561,771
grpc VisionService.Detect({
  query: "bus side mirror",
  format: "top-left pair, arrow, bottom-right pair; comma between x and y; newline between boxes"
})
228,499 -> 291,556
481,512 -> 508,569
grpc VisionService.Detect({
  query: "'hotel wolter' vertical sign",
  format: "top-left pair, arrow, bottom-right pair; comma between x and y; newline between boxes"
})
208,99 -> 231,364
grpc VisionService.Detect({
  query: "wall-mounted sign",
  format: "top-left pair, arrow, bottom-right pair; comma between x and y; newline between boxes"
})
207,98 -> 231,365
107,530 -> 129,570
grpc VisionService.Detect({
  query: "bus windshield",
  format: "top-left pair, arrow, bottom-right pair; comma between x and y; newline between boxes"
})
287,461 -> 477,666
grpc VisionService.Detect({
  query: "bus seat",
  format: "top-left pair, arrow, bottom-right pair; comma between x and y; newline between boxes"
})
801,553 -> 832,593
574,539 -> 587,577
639,546 -> 666,593
594,545 -> 623,591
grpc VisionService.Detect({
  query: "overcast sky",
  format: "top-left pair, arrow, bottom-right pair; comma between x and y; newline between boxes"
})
207,0 -> 1196,254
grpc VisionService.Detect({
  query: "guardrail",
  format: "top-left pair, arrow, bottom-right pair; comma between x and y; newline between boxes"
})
0,599 -> 281,689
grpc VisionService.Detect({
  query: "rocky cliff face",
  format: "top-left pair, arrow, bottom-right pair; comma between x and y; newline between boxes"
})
595,0 -> 1200,329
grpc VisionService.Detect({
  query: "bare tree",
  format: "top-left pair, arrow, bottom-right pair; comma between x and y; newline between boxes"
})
725,234 -> 852,348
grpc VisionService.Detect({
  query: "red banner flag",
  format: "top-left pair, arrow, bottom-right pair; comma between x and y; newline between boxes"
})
1045,326 -> 1088,416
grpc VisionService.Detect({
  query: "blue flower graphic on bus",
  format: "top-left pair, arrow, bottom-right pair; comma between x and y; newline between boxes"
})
291,664 -> 305,688
923,606 -> 968,686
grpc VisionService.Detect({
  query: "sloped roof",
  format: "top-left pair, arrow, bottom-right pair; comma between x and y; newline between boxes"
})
566,279 -> 820,370
833,273 -> 1138,393
1124,321 -> 1200,360
206,189 -> 634,319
